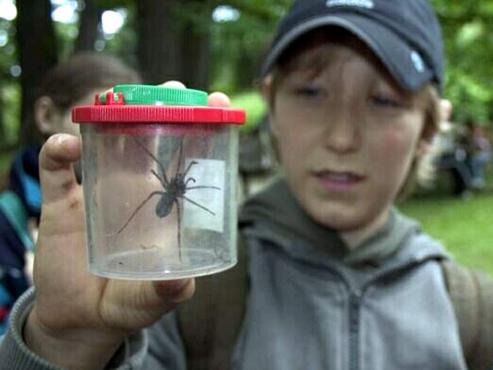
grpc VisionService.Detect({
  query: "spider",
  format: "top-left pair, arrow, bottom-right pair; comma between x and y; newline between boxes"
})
116,136 -> 220,261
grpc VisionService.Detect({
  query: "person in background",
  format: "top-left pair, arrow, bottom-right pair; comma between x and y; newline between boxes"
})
432,102 -> 474,197
0,52 -> 141,334
464,118 -> 492,189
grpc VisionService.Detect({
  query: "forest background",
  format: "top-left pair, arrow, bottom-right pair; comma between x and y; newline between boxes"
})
0,0 -> 492,147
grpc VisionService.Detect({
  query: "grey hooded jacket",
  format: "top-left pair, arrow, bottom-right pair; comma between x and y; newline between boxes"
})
0,178 -> 467,369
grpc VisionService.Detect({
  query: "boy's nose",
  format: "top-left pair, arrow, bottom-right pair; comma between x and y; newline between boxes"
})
322,104 -> 360,153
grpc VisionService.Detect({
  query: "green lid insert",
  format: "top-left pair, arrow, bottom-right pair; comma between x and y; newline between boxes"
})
99,84 -> 208,106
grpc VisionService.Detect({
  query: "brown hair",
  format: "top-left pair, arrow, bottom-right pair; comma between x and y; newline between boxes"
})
37,52 -> 141,111
263,27 -> 441,199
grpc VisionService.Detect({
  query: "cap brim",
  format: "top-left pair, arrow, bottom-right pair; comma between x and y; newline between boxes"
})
261,14 -> 434,92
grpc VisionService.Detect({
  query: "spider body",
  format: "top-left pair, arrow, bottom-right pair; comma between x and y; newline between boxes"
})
155,193 -> 174,218
154,162 -> 198,218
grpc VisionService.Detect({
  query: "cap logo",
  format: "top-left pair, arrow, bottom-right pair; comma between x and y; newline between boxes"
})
410,51 -> 425,73
326,0 -> 374,9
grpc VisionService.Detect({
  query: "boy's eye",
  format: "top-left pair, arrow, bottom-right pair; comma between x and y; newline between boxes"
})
370,94 -> 403,108
294,86 -> 327,99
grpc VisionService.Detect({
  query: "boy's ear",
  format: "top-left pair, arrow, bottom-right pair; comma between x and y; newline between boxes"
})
260,75 -> 279,137
34,96 -> 60,136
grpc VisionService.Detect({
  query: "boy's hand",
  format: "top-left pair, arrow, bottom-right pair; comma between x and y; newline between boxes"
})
23,82 -> 231,370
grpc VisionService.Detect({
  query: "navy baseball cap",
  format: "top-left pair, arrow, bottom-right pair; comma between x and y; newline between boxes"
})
260,0 -> 444,93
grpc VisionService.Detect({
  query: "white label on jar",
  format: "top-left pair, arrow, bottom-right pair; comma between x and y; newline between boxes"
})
182,159 -> 224,233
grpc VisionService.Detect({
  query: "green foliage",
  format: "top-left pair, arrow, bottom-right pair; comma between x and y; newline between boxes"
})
94,0 -> 133,8
399,191 -> 493,275
209,0 -> 291,93
99,5 -> 139,68
2,0 -> 493,148
54,21 -> 79,59
218,0 -> 493,122
432,0 -> 493,123
0,18 -> 16,80
231,91 -> 266,132
1,84 -> 20,144
446,67 -> 492,123
0,17 -> 19,146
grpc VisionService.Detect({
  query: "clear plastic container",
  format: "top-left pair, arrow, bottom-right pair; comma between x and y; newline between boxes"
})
72,85 -> 245,280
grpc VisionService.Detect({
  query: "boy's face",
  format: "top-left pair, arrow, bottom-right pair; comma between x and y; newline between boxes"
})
269,37 -> 429,235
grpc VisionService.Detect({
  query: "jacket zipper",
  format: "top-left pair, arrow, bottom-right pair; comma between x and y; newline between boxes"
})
349,292 -> 361,370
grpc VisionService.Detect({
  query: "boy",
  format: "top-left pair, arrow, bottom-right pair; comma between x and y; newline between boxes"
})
1,1 -> 492,369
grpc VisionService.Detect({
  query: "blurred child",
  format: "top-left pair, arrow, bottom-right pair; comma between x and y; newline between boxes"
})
463,119 -> 492,189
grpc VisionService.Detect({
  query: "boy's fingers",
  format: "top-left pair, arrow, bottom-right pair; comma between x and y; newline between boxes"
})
118,279 -> 195,318
101,279 -> 195,331
161,81 -> 187,89
158,81 -> 230,107
39,134 -> 82,203
152,278 -> 195,305
208,92 -> 231,108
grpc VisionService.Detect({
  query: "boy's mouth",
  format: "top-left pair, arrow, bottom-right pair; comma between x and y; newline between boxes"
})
314,170 -> 365,190
315,170 -> 364,180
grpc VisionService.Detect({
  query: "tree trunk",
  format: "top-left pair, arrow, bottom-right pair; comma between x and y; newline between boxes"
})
74,0 -> 103,52
15,0 -> 58,145
136,0 -> 182,84
136,0 -> 212,88
181,24 -> 211,90
235,47 -> 258,91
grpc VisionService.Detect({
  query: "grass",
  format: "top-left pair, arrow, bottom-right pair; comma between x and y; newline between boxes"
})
399,186 -> 493,275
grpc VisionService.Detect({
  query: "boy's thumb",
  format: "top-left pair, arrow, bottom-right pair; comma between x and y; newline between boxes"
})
39,134 -> 82,204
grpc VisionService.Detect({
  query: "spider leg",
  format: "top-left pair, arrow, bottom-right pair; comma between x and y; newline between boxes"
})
175,198 -> 182,262
177,136 -> 184,175
151,169 -> 168,189
116,191 -> 165,234
182,160 -> 198,178
185,177 -> 196,187
186,185 -> 221,191
133,137 -> 169,185
182,196 -> 216,215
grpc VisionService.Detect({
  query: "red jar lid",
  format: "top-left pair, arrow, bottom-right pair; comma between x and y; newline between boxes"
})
72,85 -> 245,125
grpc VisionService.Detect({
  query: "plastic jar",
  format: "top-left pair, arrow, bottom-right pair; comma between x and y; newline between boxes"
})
72,84 -> 245,280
